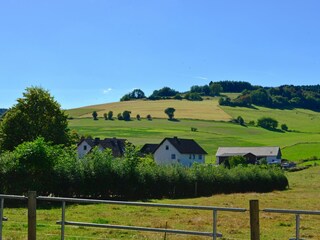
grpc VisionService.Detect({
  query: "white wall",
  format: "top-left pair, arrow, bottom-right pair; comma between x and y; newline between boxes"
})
154,140 -> 179,165
77,141 -> 92,158
154,140 -> 205,167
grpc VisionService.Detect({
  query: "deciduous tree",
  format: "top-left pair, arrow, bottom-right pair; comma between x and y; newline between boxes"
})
0,87 -> 70,150
164,107 -> 175,120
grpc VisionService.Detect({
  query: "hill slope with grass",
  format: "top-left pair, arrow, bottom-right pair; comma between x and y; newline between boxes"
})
66,99 -> 320,162
66,98 -> 232,121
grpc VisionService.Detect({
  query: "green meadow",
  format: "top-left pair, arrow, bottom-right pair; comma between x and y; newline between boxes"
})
2,166 -> 320,239
67,100 -> 320,161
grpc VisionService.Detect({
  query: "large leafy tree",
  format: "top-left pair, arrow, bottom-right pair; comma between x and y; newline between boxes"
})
0,87 -> 70,150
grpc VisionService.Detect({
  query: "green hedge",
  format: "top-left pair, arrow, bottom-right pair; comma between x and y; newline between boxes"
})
0,138 -> 289,199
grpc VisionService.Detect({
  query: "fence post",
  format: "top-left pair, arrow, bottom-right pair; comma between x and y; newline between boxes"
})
0,198 -> 4,240
28,191 -> 37,240
250,200 -> 260,240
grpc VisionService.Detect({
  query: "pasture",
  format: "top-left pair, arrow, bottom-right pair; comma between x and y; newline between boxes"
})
2,166 -> 320,239
68,117 -> 320,161
66,99 -> 320,161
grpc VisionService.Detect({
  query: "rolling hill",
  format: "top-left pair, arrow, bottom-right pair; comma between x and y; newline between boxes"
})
66,98 -> 231,121
66,99 -> 320,162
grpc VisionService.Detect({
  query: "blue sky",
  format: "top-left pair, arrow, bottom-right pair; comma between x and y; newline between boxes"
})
0,0 -> 319,109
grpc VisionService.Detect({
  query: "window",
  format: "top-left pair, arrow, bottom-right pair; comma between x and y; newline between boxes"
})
189,154 -> 191,159
198,155 -> 202,160
83,145 -> 87,150
171,154 -> 176,159
166,145 -> 169,150
193,154 -> 195,159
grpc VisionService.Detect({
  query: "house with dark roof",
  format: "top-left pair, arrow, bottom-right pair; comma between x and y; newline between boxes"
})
151,136 -> 207,167
215,147 -> 282,165
139,144 -> 159,155
77,137 -> 127,158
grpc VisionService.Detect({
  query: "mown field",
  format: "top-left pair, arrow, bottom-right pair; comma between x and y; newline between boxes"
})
2,166 -> 320,239
66,99 -> 231,121
67,99 -> 320,161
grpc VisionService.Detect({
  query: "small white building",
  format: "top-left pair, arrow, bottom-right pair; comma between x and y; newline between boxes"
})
215,147 -> 282,165
152,137 -> 207,167
77,137 -> 126,158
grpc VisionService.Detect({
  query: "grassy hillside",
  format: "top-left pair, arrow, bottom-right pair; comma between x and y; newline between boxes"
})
67,99 -> 320,161
66,99 -> 232,121
68,119 -> 320,162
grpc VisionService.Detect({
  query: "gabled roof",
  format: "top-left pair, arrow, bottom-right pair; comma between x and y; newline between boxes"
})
79,137 -> 127,157
155,137 -> 207,154
140,144 -> 159,154
216,147 -> 281,157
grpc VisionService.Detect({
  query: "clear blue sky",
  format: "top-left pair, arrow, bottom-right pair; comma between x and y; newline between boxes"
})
1,0 -> 319,109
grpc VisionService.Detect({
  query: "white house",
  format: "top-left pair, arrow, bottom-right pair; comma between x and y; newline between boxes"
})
215,147 -> 282,165
77,137 -> 127,158
151,137 -> 207,167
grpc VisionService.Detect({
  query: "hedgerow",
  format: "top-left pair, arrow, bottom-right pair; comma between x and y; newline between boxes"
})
0,138 -> 288,199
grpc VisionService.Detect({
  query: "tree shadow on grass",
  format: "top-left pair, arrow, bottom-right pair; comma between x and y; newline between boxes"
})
168,118 -> 180,122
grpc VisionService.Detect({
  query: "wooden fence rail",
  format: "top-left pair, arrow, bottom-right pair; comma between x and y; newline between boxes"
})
1,192 -> 318,240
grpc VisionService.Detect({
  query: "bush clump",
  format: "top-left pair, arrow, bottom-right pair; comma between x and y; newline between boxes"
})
0,138 -> 289,199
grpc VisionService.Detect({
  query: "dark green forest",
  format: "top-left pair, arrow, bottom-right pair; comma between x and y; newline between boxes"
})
119,81 -> 320,111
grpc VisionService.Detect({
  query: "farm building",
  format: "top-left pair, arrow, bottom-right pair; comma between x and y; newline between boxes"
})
77,137 -> 127,158
215,146 -> 282,165
142,136 -> 207,167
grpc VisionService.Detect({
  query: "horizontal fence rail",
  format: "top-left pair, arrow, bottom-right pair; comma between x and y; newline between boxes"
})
38,196 -> 246,240
2,192 -> 319,240
263,208 -> 320,240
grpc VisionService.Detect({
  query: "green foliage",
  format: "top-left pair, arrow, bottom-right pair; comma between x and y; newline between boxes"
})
117,113 -> 124,120
0,86 -> 70,151
120,89 -> 146,101
257,117 -> 278,130
2,138 -> 66,194
103,113 -> 108,120
107,111 -> 113,120
281,123 -> 288,131
164,107 -> 176,120
184,92 -> 203,101
92,111 -> 98,120
149,87 -> 179,100
220,84 -> 320,111
229,156 -> 248,168
136,114 -> 141,120
209,83 -> 223,96
146,114 -> 152,120
122,110 -> 131,121
235,116 -> 245,126
211,80 -> 254,93
173,94 -> 183,100
0,140 -> 289,198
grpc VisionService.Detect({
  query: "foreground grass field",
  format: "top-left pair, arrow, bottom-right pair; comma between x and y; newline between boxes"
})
2,166 -> 320,239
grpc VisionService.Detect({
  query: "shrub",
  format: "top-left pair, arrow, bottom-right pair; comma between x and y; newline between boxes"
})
281,123 -> 288,131
257,117 -> 278,130
0,144 -> 289,199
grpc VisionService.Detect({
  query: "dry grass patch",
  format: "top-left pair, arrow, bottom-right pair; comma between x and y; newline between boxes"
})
67,99 -> 232,121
